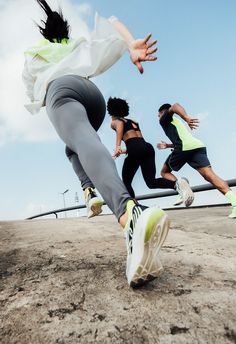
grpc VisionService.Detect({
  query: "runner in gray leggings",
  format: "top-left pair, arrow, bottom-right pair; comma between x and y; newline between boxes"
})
46,75 -> 129,220
23,0 -> 170,287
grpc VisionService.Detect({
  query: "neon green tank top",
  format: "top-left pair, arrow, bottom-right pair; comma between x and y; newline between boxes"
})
171,117 -> 205,151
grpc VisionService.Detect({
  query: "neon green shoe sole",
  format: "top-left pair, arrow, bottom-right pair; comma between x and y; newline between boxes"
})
229,206 -> 236,219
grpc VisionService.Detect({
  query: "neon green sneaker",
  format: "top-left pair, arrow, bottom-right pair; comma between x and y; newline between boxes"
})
228,206 -> 236,219
124,200 -> 170,287
84,187 -> 103,219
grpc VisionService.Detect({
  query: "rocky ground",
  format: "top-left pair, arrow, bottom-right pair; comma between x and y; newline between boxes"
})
0,206 -> 236,343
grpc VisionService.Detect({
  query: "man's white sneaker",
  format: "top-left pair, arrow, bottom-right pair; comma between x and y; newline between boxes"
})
84,187 -> 103,219
175,177 -> 194,207
173,195 -> 184,206
124,200 -> 169,288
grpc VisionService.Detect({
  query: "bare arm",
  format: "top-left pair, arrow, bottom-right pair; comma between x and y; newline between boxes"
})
111,19 -> 157,74
110,19 -> 135,46
157,141 -> 174,150
169,103 -> 199,130
111,120 -> 125,159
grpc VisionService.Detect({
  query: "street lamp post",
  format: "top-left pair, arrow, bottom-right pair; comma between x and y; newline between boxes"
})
60,189 -> 69,218
75,192 -> 79,217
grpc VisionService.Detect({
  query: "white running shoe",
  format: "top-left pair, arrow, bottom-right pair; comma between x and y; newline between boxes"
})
175,177 -> 194,207
124,200 -> 169,288
84,187 -> 103,219
173,195 -> 184,206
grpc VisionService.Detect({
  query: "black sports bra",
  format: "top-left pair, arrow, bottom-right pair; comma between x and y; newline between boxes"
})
117,118 -> 141,134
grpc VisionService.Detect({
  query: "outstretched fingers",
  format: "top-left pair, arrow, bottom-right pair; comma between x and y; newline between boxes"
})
189,118 -> 200,129
146,47 -> 157,56
146,39 -> 157,49
191,119 -> 200,125
144,33 -> 157,50
144,33 -> 155,44
145,35 -> 157,60
144,55 -> 157,61
135,61 -> 144,74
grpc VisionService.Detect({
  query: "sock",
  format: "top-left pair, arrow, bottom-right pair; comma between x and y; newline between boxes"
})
123,200 -> 135,231
125,199 -> 135,216
225,190 -> 236,207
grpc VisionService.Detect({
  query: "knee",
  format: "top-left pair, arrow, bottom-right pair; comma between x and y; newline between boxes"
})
161,170 -> 166,178
145,179 -> 154,188
161,165 -> 169,178
65,146 -> 76,161
203,174 -> 210,182
199,169 -> 212,182
203,171 -> 216,184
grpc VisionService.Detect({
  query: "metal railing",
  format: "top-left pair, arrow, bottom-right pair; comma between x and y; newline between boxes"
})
26,179 -> 236,220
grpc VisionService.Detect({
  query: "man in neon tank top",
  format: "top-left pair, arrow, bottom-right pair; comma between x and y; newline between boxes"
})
157,103 -> 236,219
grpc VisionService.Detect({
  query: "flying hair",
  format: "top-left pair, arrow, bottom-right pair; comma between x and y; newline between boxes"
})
36,0 -> 70,43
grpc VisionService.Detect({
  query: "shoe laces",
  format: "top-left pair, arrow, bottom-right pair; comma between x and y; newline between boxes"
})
126,220 -> 133,255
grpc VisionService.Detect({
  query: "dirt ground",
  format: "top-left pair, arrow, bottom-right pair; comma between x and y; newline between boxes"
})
0,206 -> 236,344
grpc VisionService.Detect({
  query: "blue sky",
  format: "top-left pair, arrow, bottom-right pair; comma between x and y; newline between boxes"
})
0,0 -> 235,220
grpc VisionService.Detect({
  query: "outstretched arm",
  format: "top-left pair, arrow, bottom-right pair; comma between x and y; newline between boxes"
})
169,103 -> 199,130
111,19 -> 157,74
111,120 -> 125,159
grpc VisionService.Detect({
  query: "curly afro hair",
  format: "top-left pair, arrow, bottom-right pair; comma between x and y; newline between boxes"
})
107,97 -> 129,117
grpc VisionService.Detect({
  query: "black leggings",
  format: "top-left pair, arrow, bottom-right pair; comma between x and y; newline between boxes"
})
122,138 -> 176,198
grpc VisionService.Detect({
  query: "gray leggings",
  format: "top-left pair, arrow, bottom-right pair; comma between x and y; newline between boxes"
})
45,75 -> 130,220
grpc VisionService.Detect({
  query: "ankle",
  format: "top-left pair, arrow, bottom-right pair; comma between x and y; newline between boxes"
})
119,211 -> 128,228
84,186 -> 94,191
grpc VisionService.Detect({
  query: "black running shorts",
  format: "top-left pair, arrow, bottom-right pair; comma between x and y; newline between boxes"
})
165,147 -> 211,171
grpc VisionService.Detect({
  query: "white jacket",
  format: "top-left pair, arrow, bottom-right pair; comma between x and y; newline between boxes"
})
22,14 -> 127,114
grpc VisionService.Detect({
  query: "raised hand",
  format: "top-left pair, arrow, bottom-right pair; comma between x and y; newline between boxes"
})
129,33 -> 157,74
113,146 -> 124,159
113,147 -> 127,159
186,117 -> 199,130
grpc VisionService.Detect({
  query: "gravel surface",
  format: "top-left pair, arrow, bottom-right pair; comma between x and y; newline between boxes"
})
0,207 -> 236,343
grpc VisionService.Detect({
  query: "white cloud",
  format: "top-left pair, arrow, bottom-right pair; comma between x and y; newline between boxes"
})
0,0 -> 92,146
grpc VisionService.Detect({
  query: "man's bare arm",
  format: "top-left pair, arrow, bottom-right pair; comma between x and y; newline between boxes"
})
169,103 -> 199,130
